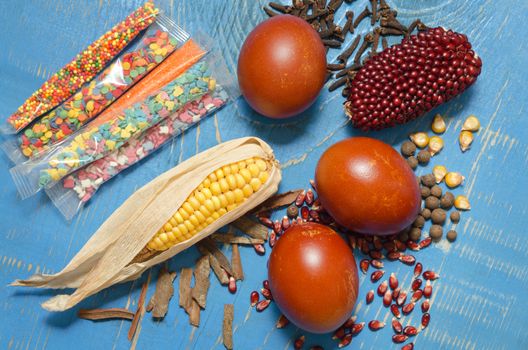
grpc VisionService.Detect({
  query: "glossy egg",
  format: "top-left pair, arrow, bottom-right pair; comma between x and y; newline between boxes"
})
315,137 -> 421,235
268,223 -> 359,333
237,15 -> 327,118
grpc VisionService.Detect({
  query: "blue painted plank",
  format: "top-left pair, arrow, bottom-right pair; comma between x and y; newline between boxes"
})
0,0 -> 527,349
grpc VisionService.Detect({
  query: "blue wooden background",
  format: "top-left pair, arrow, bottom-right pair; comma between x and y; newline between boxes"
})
1,0 -> 527,349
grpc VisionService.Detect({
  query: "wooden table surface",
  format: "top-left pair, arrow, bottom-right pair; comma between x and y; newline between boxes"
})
1,0 -> 527,349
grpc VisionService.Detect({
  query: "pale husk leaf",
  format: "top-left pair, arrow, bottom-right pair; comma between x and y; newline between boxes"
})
12,137 -> 281,311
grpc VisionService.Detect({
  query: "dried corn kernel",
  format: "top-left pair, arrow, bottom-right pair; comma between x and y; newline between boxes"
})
445,172 -> 465,188
146,157 -> 271,252
431,114 -> 446,134
433,165 -> 447,183
462,115 -> 480,132
428,136 -> 444,155
410,132 -> 429,148
459,130 -> 474,152
454,195 -> 471,210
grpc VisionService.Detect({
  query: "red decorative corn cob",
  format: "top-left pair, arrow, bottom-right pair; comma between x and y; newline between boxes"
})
345,27 -> 482,130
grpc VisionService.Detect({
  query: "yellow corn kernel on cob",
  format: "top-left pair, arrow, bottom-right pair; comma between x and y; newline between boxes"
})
146,157 -> 271,252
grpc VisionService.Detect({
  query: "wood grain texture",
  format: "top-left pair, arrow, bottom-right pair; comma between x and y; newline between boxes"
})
0,0 -> 527,349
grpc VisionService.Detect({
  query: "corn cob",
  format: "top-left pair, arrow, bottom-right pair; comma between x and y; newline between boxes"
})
145,157 -> 271,252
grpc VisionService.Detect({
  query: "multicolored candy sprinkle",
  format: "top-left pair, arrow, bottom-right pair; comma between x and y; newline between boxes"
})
59,88 -> 228,205
38,62 -> 215,188
6,2 -> 158,132
19,28 -> 180,158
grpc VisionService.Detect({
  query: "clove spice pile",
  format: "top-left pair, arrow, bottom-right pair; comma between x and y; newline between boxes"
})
263,0 -> 428,96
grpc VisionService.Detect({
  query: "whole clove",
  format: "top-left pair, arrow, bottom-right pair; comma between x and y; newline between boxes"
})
305,8 -> 329,21
371,28 -> 381,54
380,27 -> 405,36
381,18 -> 408,33
328,76 -> 348,92
336,62 -> 360,78
322,39 -> 342,48
381,36 -> 388,49
370,0 -> 377,25
407,19 -> 421,37
327,63 -> 346,71
353,6 -> 371,28
263,6 -> 278,17
353,33 -> 373,64
337,34 -> 361,63
269,2 -> 292,13
342,10 -> 354,34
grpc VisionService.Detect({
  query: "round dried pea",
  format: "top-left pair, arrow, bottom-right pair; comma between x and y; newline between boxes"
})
398,228 -> 410,242
413,215 -> 425,228
421,187 -> 431,199
407,156 -> 418,170
446,230 -> 457,242
421,208 -> 431,220
417,150 -> 431,165
425,196 -> 440,210
441,192 -> 455,209
430,185 -> 442,198
409,227 -> 422,242
401,141 -> 417,157
429,225 -> 443,241
450,211 -> 460,223
431,208 -> 446,225
421,174 -> 436,188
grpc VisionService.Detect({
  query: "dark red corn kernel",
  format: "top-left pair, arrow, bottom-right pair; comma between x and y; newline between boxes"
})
311,198 -> 322,211
402,343 -> 414,350
294,335 -> 305,350
371,270 -> 385,282
388,251 -> 402,260
423,270 -> 440,280
254,243 -> 265,255
368,320 -> 385,331
309,210 -> 320,222
411,289 -> 423,303
421,312 -> 431,329
338,334 -> 352,348
346,28 -> 482,131
360,259 -> 370,274
419,237 -> 432,248
414,263 -> 423,278
392,287 -> 401,301
391,304 -> 401,318
305,189 -> 315,205
263,280 -> 270,290
228,276 -> 237,293
395,240 -> 407,251
269,231 -> 277,248
392,318 -> 403,333
373,237 -> 383,250
423,280 -> 432,298
295,190 -> 306,206
332,326 -> 346,340
402,302 -> 415,314
383,290 -> 393,307
399,254 -> 416,265
360,239 -> 370,254
273,220 -> 282,235
422,299 -> 430,312
370,259 -> 384,269
276,314 -> 289,328
250,291 -> 259,307
407,240 -> 420,251
377,281 -> 388,296
343,316 -> 357,328
258,216 -> 273,228
301,206 -> 310,220
261,287 -> 273,300
403,326 -> 418,336
392,334 -> 409,344
384,241 -> 397,252
397,292 -> 408,306
281,216 -> 290,231
411,279 -> 422,291
256,299 -> 271,312
348,235 -> 357,249
369,250 -> 384,260
366,290 -> 375,304
389,273 -> 399,290
351,322 -> 365,335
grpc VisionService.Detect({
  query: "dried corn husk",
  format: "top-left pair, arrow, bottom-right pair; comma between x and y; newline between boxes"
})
12,137 -> 281,311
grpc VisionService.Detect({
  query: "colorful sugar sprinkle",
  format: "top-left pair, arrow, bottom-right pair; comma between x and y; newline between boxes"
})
5,2 -> 159,132
55,88 -> 228,206
19,26 -> 181,158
